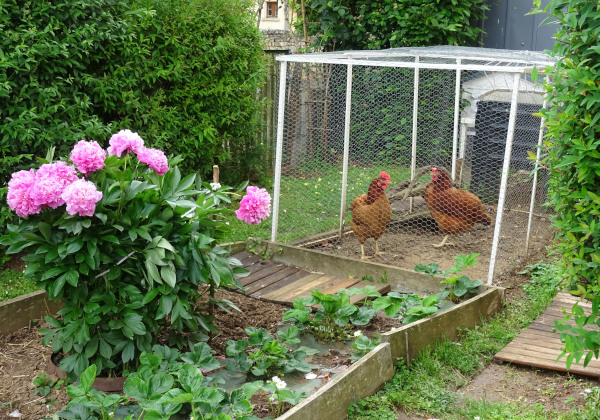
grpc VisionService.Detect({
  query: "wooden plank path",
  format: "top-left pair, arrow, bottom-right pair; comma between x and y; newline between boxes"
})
232,251 -> 391,305
494,292 -> 600,378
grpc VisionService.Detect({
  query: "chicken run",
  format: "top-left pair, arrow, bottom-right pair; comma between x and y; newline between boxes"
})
269,46 -> 556,284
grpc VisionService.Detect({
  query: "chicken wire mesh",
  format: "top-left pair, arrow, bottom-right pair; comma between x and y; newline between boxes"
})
270,46 -> 555,284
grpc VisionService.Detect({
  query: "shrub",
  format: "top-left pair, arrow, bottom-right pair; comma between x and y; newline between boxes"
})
533,0 -> 600,366
296,0 -> 489,51
92,0 -> 268,183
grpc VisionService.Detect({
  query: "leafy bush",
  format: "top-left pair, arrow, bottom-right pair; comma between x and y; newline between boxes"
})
414,253 -> 483,302
296,0 -> 489,51
93,0 -> 268,183
282,287 -> 379,340
0,134 -> 260,379
533,0 -> 600,367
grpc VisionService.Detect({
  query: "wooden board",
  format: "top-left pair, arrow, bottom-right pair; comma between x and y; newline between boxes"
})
244,266 -> 301,295
231,253 -> 398,307
494,292 -> 600,378
240,262 -> 289,287
249,270 -> 320,300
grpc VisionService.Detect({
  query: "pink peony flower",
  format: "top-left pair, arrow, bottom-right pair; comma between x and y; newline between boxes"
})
61,179 -> 103,217
107,129 -> 144,157
71,140 -> 106,176
7,169 -> 41,217
236,186 -> 271,225
30,162 -> 78,209
137,147 -> 169,175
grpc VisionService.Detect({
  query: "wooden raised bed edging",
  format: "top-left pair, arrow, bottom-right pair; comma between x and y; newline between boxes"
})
279,342 -> 395,420
0,290 -> 62,337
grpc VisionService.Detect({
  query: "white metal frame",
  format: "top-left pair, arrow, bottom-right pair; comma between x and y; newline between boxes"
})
271,46 -> 554,285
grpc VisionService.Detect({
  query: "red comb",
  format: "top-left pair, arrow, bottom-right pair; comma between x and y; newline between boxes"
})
379,171 -> 391,181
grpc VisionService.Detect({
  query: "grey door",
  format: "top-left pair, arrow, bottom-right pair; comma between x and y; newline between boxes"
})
482,0 -> 559,51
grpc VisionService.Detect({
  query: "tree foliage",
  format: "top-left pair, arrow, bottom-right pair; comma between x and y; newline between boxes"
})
296,0 -> 488,51
533,0 -> 600,367
94,0 -> 268,183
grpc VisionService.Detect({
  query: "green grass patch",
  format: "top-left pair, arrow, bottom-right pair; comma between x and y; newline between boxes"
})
347,260 -> 600,420
0,268 -> 39,302
226,165 -> 412,243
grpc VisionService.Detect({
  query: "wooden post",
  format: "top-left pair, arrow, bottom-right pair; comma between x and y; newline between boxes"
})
209,165 -> 220,340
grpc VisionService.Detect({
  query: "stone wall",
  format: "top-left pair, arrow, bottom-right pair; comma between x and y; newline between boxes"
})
261,29 -> 311,53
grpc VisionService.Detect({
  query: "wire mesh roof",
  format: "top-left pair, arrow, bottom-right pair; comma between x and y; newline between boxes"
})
277,45 -> 555,72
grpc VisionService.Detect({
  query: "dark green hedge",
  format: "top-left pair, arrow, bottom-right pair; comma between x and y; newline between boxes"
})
296,0 -> 488,51
536,0 -> 600,286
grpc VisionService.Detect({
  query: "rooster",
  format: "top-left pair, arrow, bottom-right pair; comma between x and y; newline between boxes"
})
424,167 -> 491,247
350,172 -> 392,259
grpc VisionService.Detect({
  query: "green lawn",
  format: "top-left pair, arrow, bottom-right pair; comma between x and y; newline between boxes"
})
347,261 -> 600,419
0,267 -> 39,302
227,165 -> 413,243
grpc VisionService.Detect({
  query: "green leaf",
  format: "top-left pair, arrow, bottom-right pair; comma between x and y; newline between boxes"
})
149,373 -> 174,396
178,364 -> 204,395
161,265 -> 176,288
38,222 -> 52,241
79,365 -> 97,393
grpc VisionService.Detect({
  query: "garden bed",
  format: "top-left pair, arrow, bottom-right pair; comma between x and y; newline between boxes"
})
0,243 -> 504,419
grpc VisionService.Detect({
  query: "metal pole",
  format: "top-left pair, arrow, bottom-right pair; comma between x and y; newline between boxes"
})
451,59 -> 462,180
525,88 -> 549,254
339,64 -> 353,238
487,73 -> 521,285
410,57 -> 420,212
271,61 -> 287,243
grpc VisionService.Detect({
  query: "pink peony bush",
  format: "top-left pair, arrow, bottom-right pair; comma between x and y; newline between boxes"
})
2,128 -> 271,381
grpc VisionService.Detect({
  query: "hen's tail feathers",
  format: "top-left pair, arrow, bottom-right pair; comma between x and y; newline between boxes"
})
482,212 -> 492,225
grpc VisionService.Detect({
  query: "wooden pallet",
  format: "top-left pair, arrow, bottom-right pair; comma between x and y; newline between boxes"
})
232,252 -> 391,305
494,292 -> 600,377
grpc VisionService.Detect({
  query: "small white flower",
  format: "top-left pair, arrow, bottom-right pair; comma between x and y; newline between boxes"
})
354,330 -> 362,337
272,376 -> 281,383
585,388 -> 592,394
276,380 -> 287,389
474,417 -> 481,420
210,182 -> 221,191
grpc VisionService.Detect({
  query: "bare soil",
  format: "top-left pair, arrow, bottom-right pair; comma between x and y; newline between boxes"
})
307,204 -> 554,284
0,287 -> 401,419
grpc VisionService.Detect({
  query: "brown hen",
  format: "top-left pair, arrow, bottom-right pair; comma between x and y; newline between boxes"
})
350,172 -> 392,259
424,167 -> 491,247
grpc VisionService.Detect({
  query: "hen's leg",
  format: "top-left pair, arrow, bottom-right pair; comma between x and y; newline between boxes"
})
360,244 -> 369,260
433,234 -> 453,248
374,240 -> 386,257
